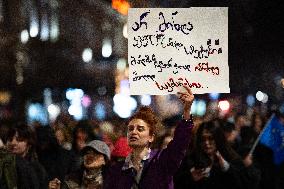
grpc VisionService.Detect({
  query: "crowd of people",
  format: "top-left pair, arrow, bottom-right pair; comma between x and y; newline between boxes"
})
0,86 -> 283,189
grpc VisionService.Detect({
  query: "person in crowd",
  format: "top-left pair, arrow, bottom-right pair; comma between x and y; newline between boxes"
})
72,120 -> 98,152
152,126 -> 175,150
0,133 -> 17,189
6,123 -> 48,189
71,120 -> 99,171
237,126 -> 262,189
35,126 -> 74,182
152,115 -> 180,150
54,127 -> 72,150
99,121 -> 115,153
251,112 -> 280,189
49,140 -> 110,189
234,113 -> 248,143
234,113 -> 247,131
174,120 -> 251,189
220,121 -> 239,150
103,85 -> 194,189
251,113 -> 266,134
221,120 -> 262,189
159,133 -> 174,150
111,137 -> 132,164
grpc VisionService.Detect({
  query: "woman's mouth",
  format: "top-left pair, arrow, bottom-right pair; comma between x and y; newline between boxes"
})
129,136 -> 138,142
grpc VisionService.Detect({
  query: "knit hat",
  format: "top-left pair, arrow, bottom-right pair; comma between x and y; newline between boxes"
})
111,137 -> 132,158
82,140 -> 111,160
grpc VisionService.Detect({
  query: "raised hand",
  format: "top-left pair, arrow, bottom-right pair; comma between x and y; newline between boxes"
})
48,178 -> 61,189
243,153 -> 253,167
177,85 -> 194,120
190,167 -> 208,181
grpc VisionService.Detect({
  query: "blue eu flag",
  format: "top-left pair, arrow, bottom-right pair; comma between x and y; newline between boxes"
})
260,114 -> 284,165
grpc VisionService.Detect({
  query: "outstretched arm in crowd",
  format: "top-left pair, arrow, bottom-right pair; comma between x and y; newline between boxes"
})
158,85 -> 195,175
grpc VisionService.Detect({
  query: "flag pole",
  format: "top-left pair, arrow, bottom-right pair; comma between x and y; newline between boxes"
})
249,113 -> 275,155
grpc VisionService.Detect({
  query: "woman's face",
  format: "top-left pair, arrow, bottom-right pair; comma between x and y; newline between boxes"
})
83,149 -> 105,169
127,119 -> 154,148
7,132 -> 29,157
201,130 -> 216,156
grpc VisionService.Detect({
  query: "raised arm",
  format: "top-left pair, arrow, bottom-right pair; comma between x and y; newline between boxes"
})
178,85 -> 194,121
158,85 -> 194,175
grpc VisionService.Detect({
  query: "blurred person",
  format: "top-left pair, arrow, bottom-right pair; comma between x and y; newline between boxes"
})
111,137 -> 132,164
160,134 -> 174,149
236,126 -> 261,189
174,120 -> 251,189
49,140 -> 110,189
159,133 -> 174,149
99,121 -> 115,153
53,113 -> 77,130
71,120 -> 99,171
250,112 -> 284,189
251,113 -> 266,134
104,86 -> 194,189
0,130 -> 17,189
54,127 -> 72,150
72,120 -> 98,152
6,123 -> 48,189
232,113 -> 249,147
0,143 -> 17,189
150,115 -> 180,150
221,122 -> 239,150
36,126 -> 74,182
234,113 -> 248,132
152,126 -> 175,150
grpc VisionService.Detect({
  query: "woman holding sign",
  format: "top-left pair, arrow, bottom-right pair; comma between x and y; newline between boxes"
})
103,85 -> 194,189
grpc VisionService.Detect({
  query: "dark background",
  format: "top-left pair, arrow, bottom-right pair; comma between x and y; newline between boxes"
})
0,0 -> 283,119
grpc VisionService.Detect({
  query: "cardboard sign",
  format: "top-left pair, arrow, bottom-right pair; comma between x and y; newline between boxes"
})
128,8 -> 229,95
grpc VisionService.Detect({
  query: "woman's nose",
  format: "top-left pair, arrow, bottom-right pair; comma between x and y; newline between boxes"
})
131,128 -> 138,134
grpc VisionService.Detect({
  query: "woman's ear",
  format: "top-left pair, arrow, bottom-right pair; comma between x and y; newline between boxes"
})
149,134 -> 155,143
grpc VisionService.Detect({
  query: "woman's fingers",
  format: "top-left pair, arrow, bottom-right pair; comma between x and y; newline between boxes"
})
183,85 -> 193,95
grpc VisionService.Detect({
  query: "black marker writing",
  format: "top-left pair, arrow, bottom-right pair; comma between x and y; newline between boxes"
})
158,11 -> 193,35
131,54 -> 191,74
132,10 -> 151,31
132,35 -> 222,59
132,71 -> 155,82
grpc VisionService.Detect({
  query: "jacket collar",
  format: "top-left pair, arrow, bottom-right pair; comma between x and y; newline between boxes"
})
122,148 -> 151,171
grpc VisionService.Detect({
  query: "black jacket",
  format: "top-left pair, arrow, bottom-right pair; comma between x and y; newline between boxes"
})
174,154 -> 245,189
